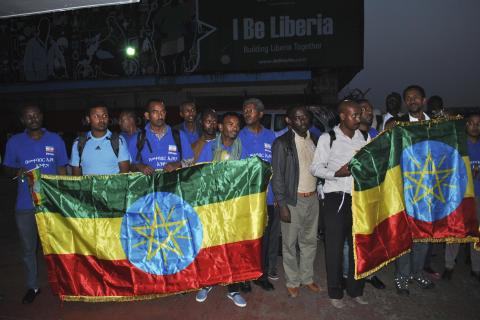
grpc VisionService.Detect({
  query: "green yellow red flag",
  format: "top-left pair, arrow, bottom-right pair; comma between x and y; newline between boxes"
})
28,157 -> 271,301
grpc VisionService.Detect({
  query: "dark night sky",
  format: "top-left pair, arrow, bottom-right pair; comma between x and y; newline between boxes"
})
340,0 -> 480,111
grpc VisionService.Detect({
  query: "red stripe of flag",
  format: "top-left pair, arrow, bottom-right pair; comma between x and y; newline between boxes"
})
45,239 -> 262,298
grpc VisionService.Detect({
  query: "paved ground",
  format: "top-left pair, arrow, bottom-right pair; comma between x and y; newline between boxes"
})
1,176 -> 479,320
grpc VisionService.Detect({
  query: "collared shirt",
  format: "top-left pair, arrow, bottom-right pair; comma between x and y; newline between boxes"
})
468,139 -> 480,196
180,122 -> 200,145
409,112 -> 430,122
197,140 -> 233,163
310,125 -> 369,194
293,130 -> 317,193
4,129 -> 69,210
128,123 -> 193,169
239,126 -> 276,204
70,130 -> 130,175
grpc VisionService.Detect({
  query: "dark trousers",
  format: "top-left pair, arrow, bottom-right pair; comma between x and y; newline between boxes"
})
259,205 -> 278,277
324,193 -> 364,299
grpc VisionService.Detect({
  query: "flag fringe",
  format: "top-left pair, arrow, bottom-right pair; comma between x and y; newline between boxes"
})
354,248 -> 411,280
413,236 -> 479,244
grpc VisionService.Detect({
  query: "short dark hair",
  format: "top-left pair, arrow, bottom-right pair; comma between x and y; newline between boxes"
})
336,100 -> 360,114
403,85 -> 425,99
87,102 -> 108,116
243,98 -> 265,112
179,101 -> 196,112
201,108 -> 217,121
19,103 -> 42,118
119,109 -> 136,118
286,105 -> 308,119
220,111 -> 240,123
386,92 -> 401,104
145,99 -> 165,112
427,95 -> 443,110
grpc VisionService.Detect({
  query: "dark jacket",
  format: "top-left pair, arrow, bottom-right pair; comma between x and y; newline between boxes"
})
272,129 -> 318,208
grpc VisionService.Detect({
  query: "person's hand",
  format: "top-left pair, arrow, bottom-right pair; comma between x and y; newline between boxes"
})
137,164 -> 155,175
334,164 -> 350,177
164,161 -> 182,173
279,206 -> 291,223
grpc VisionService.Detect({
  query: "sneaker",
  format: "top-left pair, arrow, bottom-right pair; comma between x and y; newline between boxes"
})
22,288 -> 40,304
411,274 -> 435,289
330,298 -> 346,309
227,292 -> 247,308
353,296 -> 369,305
195,286 -> 212,303
268,270 -> 279,281
394,277 -> 409,296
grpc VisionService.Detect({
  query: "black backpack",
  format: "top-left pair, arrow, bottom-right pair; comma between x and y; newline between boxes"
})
76,132 -> 120,166
135,127 -> 182,162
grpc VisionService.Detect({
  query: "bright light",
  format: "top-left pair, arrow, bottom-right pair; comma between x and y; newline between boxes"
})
125,46 -> 136,57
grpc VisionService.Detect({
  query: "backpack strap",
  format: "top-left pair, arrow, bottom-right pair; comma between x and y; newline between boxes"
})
171,128 -> 183,159
107,132 -> 120,158
76,133 -> 90,166
135,128 -> 152,162
328,130 -> 336,148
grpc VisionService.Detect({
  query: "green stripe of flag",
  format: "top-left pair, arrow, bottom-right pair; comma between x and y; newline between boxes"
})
36,157 -> 271,218
350,118 -> 467,191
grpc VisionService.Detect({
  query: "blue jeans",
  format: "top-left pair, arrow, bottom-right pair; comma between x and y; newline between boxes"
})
394,242 -> 429,278
15,209 -> 39,289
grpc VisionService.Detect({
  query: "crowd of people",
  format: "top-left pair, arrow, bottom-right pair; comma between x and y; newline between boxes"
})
2,84 -> 480,309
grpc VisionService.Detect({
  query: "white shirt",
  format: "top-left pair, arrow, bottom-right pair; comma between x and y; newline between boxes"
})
310,125 -> 369,194
409,112 -> 430,122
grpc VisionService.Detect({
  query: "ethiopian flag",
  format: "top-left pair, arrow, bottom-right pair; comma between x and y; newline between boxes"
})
350,118 -> 479,279
29,157 -> 271,302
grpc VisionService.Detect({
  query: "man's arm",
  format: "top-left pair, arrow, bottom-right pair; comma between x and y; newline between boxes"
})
118,161 -> 130,173
271,138 -> 291,223
310,133 -> 335,180
72,166 -> 82,176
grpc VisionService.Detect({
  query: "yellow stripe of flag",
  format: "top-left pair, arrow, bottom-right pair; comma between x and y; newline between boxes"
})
36,192 -> 266,260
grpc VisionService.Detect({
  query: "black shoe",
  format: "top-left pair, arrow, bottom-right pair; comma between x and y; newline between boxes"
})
411,274 -> 435,289
394,277 -> 409,296
366,275 -> 386,289
240,281 -> 252,293
22,288 -> 40,304
253,279 -> 274,291
442,268 -> 454,280
471,271 -> 480,281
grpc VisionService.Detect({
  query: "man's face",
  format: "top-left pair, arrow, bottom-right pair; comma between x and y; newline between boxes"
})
87,106 -> 109,132
340,105 -> 361,131
119,113 -> 135,133
21,106 -> 43,131
243,103 -> 263,126
180,104 -> 196,123
287,108 -> 310,135
360,102 -> 374,126
202,114 -> 217,136
219,115 -> 240,140
404,89 -> 426,114
145,102 -> 167,128
386,96 -> 401,114
466,115 -> 480,139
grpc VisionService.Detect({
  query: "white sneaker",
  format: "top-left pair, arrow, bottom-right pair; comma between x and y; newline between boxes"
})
227,292 -> 247,307
353,296 -> 368,305
330,298 -> 346,309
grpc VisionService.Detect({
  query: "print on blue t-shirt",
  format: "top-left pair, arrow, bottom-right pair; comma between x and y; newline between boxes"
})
3,129 -> 69,210
239,127 -> 276,205
70,130 -> 130,175
128,124 -> 194,170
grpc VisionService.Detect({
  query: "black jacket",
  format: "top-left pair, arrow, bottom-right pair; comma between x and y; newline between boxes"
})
271,129 -> 318,208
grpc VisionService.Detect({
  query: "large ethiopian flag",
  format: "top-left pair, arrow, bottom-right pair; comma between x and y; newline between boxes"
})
29,157 -> 271,302
350,118 -> 480,279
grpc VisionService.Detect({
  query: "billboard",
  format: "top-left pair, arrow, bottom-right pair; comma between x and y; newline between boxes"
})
0,0 -> 363,83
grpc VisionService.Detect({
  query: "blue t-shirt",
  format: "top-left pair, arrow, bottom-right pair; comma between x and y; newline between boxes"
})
180,122 -> 200,145
196,140 -> 233,163
121,128 -> 141,147
239,126 -> 276,205
70,130 -> 130,175
468,139 -> 480,196
369,127 -> 378,138
129,124 -> 194,169
3,129 -> 69,210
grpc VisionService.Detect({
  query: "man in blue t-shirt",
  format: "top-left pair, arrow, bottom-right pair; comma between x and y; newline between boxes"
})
444,114 -> 480,281
119,109 -> 141,146
70,104 -> 130,175
173,101 -> 201,145
129,99 -> 194,174
194,112 -> 248,308
239,98 -> 277,291
3,104 -> 68,304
